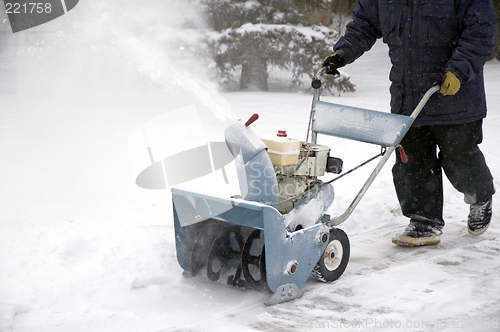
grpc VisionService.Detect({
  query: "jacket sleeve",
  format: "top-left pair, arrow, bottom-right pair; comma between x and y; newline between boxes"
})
446,0 -> 498,83
333,0 -> 382,64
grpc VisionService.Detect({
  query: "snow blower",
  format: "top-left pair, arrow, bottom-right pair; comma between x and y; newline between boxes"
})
171,68 -> 439,305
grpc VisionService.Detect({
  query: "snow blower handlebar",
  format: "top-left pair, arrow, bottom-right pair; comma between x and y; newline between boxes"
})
307,67 -> 329,143
308,68 -> 440,226
409,85 -> 441,119
327,85 -> 440,226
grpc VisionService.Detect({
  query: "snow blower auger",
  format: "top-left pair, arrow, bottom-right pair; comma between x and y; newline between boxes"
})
171,68 -> 439,305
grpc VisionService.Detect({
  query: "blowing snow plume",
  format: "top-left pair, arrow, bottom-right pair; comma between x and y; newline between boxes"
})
0,0 -> 236,223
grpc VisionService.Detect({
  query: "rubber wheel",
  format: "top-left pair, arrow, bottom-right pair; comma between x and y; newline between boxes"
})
312,228 -> 350,282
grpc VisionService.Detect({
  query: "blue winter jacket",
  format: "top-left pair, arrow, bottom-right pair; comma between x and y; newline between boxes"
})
333,0 -> 498,127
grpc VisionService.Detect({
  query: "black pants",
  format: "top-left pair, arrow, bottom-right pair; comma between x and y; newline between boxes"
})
392,120 -> 495,229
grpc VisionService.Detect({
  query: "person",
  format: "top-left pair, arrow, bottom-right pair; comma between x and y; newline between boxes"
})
322,0 -> 497,246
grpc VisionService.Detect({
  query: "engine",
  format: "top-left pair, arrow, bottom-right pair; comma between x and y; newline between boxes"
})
261,132 -> 343,215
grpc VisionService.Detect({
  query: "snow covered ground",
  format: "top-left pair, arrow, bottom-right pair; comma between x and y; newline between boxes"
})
1,2 -> 499,331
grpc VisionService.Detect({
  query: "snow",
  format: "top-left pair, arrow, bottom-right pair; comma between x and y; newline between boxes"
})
1,1 -> 499,332
232,23 -> 337,42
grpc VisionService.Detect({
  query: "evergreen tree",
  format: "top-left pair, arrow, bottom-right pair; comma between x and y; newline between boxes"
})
200,0 -> 355,94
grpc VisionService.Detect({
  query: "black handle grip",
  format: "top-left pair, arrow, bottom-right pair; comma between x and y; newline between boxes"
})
311,79 -> 322,90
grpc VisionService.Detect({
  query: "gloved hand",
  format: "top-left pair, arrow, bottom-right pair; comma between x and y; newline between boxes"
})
439,71 -> 460,96
322,54 -> 345,76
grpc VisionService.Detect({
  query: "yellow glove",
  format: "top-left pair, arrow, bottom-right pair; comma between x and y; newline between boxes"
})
440,71 -> 460,96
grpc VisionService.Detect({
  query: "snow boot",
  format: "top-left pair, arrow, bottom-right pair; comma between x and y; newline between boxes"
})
467,197 -> 492,236
392,221 -> 442,247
